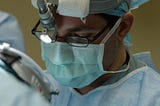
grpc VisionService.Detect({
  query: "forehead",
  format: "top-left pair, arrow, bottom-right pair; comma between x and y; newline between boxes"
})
54,13 -> 108,26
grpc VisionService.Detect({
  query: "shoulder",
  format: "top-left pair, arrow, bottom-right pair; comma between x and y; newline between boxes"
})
127,66 -> 160,105
133,51 -> 158,71
0,11 -> 16,25
0,61 -> 50,106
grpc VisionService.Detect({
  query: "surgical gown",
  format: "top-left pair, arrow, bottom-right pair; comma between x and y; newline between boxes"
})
46,53 -> 160,106
0,60 -> 50,106
0,11 -> 25,52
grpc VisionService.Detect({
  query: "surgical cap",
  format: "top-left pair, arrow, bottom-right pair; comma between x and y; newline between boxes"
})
106,0 -> 150,16
32,0 -> 149,18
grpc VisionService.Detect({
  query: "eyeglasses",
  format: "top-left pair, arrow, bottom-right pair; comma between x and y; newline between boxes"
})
32,20 -> 109,47
56,25 -> 109,47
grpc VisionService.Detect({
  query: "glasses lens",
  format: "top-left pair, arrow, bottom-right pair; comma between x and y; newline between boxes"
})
66,36 -> 88,47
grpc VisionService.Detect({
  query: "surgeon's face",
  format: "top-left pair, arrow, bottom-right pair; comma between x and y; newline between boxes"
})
54,13 -> 125,70
54,13 -> 109,43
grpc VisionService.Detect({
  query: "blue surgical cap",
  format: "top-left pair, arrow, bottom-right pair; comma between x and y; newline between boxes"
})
32,0 -> 149,18
106,0 -> 149,16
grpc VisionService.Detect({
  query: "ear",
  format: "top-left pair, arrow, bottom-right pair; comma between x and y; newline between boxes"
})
117,13 -> 134,41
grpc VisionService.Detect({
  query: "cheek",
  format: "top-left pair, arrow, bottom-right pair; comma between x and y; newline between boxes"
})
102,35 -> 119,69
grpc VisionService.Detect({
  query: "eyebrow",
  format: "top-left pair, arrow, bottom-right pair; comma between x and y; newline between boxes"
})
66,26 -> 95,32
66,26 -> 98,37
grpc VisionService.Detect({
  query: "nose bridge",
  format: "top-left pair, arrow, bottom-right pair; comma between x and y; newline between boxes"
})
56,36 -> 65,42
56,29 -> 68,42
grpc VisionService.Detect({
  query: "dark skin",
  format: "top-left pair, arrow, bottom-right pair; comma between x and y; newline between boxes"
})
54,13 -> 134,94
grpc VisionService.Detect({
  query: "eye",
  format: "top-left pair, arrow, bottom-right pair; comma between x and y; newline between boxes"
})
74,30 -> 97,38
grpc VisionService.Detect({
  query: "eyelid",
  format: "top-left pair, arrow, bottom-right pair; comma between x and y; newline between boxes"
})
66,27 -> 96,37
67,26 -> 95,33
73,30 -> 96,38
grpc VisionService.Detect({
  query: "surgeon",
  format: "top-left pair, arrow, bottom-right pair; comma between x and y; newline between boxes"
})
0,11 -> 50,105
0,64 -> 50,106
0,11 -> 25,52
31,0 -> 160,105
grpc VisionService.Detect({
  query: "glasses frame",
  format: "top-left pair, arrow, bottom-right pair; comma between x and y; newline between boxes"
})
31,20 -> 41,41
32,19 -> 110,47
55,24 -> 109,47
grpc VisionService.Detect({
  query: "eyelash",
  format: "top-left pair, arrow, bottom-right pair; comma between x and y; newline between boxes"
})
65,31 -> 94,39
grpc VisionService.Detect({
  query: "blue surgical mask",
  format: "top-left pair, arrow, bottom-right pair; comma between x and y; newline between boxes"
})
42,42 -> 106,88
41,18 -> 128,88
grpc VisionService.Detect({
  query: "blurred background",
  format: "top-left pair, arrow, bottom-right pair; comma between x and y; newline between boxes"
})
0,0 -> 159,71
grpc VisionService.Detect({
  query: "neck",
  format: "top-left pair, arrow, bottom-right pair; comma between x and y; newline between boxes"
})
75,46 -> 127,95
75,73 -> 114,94
108,46 -> 127,71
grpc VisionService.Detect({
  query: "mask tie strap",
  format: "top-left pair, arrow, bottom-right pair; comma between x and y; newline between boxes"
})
101,17 -> 122,44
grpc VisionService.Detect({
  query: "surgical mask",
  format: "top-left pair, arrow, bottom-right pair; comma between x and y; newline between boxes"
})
41,18 -> 129,88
